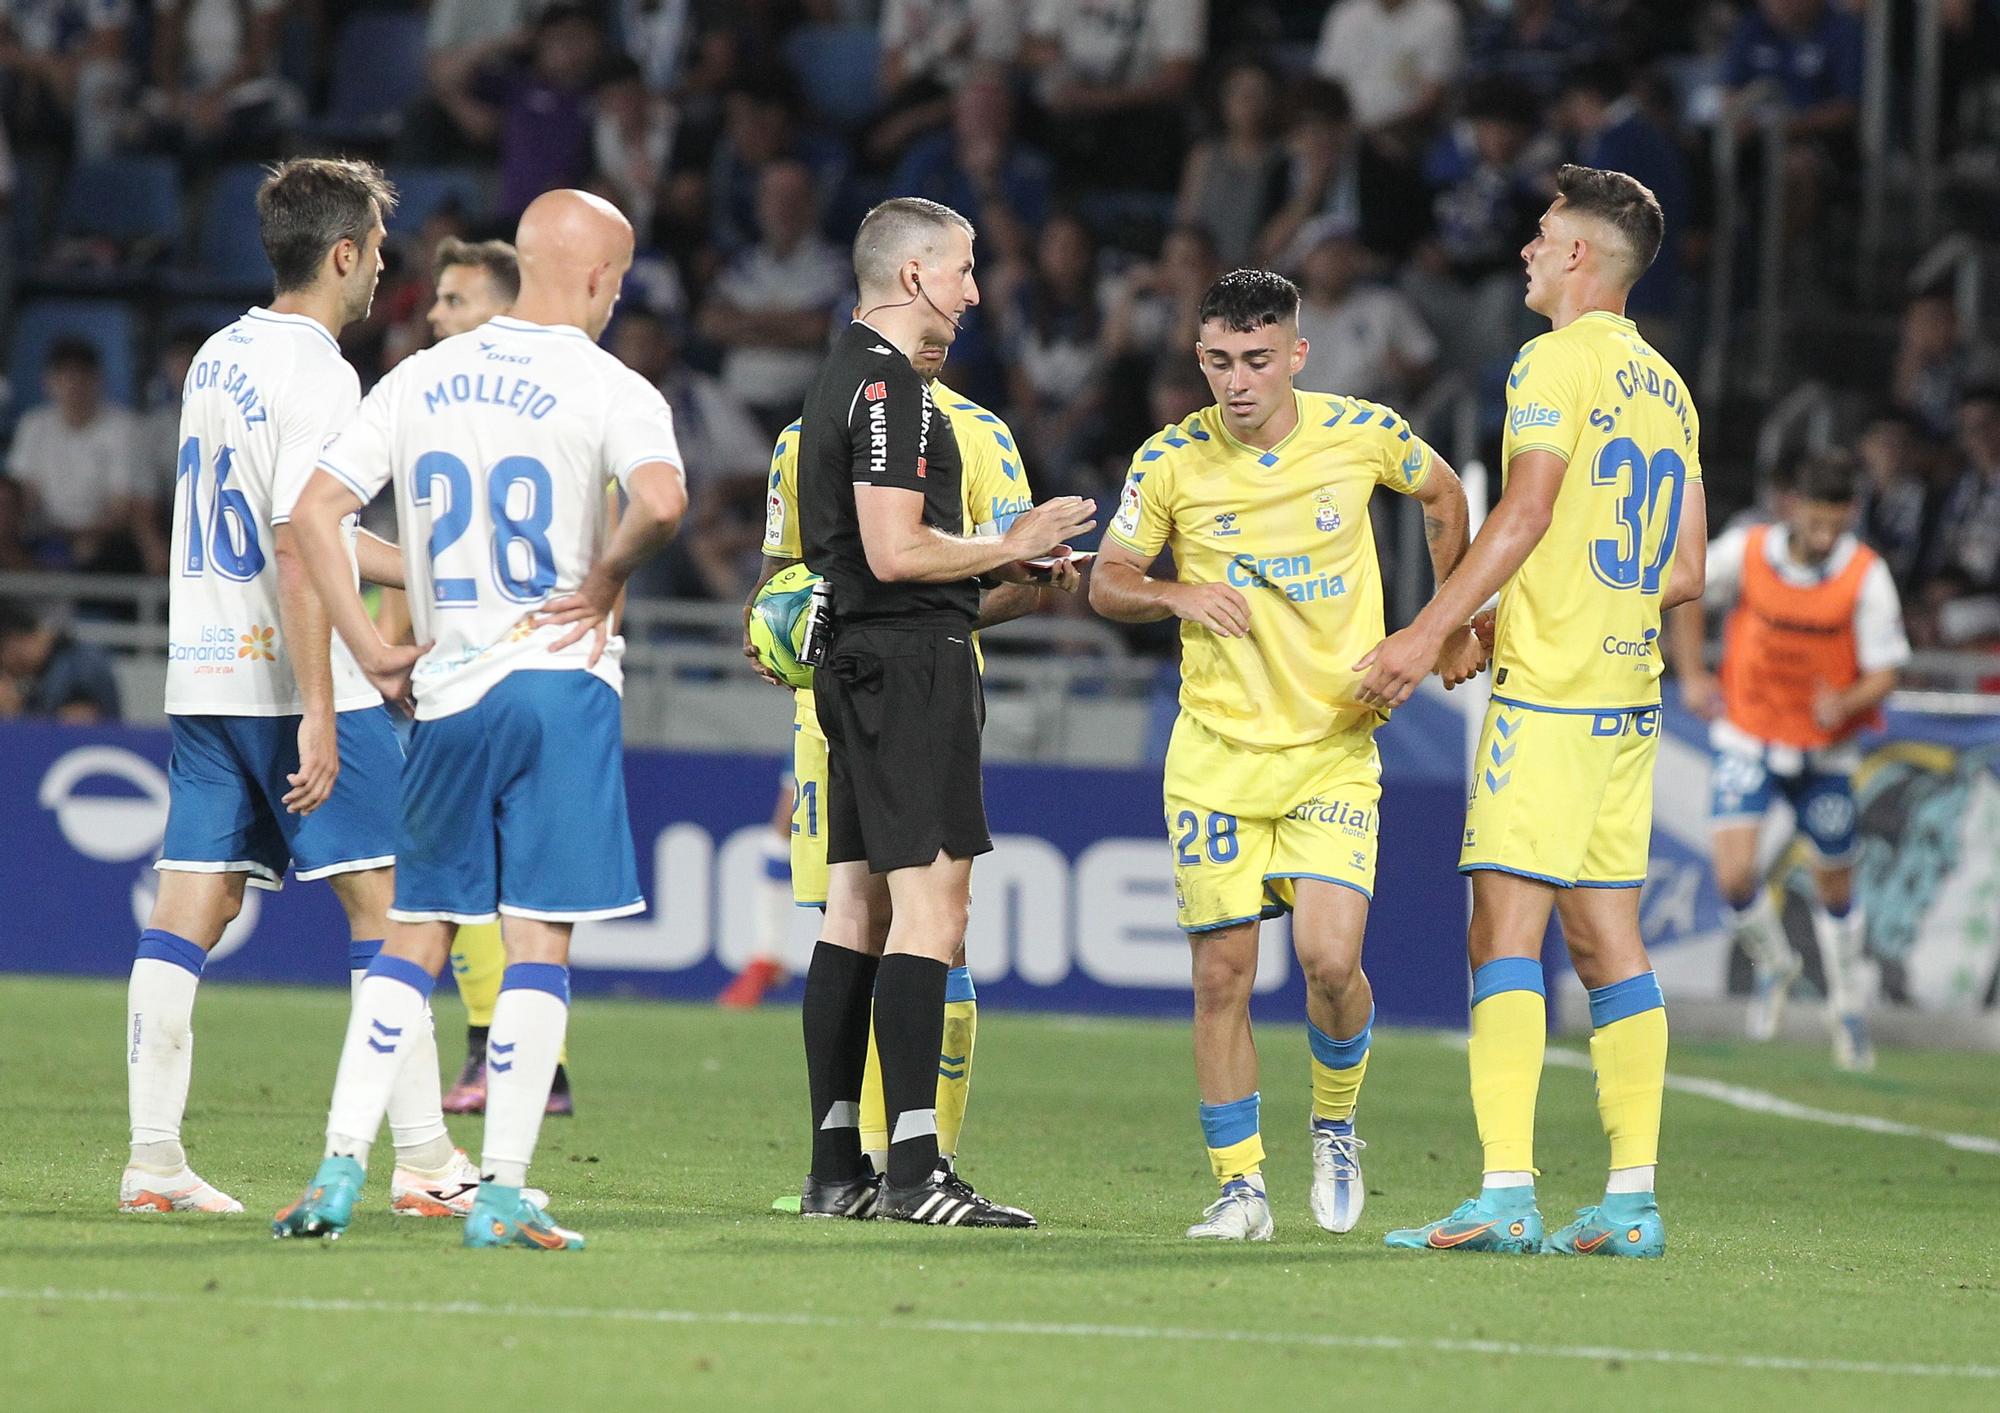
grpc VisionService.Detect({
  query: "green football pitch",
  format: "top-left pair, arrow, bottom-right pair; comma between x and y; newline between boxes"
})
4,975 -> 1997,1411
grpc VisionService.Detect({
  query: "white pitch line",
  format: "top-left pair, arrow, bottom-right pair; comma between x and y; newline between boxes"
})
1538,1045 -> 2000,1156
1,1285 -> 1994,1382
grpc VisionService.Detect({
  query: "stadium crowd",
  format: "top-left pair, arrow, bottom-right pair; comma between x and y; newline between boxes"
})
1,0 -> 1998,723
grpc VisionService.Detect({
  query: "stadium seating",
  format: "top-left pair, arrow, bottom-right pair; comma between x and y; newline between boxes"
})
782,24 -> 881,129
170,164 -> 276,298
389,167 -> 490,233
308,11 -> 430,142
54,157 -> 181,247
6,299 -> 140,413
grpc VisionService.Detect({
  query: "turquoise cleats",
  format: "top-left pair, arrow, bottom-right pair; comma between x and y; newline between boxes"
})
272,1156 -> 365,1241
463,1183 -> 585,1251
1544,1194 -> 1666,1258
1384,1188 -> 1543,1254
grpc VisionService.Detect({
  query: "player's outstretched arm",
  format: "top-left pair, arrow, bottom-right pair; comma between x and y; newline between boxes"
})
1089,538 -> 1249,637
538,458 -> 688,665
1661,479 -> 1708,613
291,468 -> 428,712
1354,449 -> 1567,708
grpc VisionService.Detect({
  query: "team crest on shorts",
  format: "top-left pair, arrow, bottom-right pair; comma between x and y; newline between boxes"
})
1314,489 -> 1340,533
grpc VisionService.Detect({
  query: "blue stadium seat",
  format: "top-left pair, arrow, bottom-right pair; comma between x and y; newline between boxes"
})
389,166 -> 488,233
55,157 -> 181,244
783,24 -> 881,128
8,300 -> 141,412
314,12 -> 429,137
189,163 -> 275,289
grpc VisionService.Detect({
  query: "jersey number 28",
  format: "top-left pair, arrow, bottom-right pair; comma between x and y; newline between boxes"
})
1587,436 -> 1688,595
414,451 -> 557,608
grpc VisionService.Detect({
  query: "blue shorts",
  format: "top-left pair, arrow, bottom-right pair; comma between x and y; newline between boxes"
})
1709,744 -> 1857,862
159,706 -> 401,890
391,670 -> 644,925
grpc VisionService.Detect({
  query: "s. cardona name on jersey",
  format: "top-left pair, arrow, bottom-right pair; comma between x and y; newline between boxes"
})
318,315 -> 684,720
167,308 -> 379,716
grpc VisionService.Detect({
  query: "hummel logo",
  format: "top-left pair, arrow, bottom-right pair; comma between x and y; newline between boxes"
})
1508,362 -> 1530,390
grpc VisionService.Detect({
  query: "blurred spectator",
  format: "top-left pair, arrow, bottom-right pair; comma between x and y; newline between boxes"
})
1720,0 -> 1863,238
1556,61 -> 1689,327
614,0 -> 698,93
410,0 -> 554,162
1295,231 -> 1436,405
1310,0 -> 1461,149
698,159 -> 847,432
0,0 -> 129,158
1403,83 -> 1550,375
1467,0 -> 1606,102
140,327 -> 204,522
613,306 -> 770,601
1174,58 -> 1286,269
1893,290 -> 2000,442
593,54 -> 677,239
1105,222 -> 1221,366
430,3 -> 607,217
868,0 -> 1026,166
1855,407 -> 1939,592
0,476 -> 45,570
1258,78 -> 1430,267
998,212 -> 1109,492
1023,0 -> 1206,192
707,83 -> 848,255
889,66 -> 1050,268
1925,387 -> 2000,608
140,0 -> 299,157
1147,354 -> 1209,430
0,600 -> 121,721
6,338 -> 156,573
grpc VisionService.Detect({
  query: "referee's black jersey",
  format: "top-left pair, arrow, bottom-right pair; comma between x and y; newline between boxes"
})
798,320 -> 977,624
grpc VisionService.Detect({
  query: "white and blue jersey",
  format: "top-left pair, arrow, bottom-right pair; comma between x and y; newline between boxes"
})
157,308 -> 398,891
318,314 -> 684,923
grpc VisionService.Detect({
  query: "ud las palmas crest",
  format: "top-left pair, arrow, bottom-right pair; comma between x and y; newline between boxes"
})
1314,488 -> 1341,533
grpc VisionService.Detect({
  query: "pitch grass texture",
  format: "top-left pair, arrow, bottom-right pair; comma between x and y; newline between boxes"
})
2,976 -> 1997,1411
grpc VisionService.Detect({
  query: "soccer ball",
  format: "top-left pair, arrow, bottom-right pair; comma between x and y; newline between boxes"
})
749,562 -> 821,690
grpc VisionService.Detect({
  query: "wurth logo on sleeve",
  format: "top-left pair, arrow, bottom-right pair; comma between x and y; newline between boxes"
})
863,381 -> 888,402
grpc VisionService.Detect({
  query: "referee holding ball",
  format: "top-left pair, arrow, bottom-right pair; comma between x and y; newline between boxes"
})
796,197 -> 1096,1224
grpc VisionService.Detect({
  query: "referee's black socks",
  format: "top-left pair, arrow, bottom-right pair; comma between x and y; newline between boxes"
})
874,953 -> 949,1190
803,941 -> 878,1182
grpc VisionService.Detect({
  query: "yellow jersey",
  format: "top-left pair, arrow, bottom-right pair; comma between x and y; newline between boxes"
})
1106,391 -> 1437,750
761,387 -> 1035,723
1495,310 -> 1703,710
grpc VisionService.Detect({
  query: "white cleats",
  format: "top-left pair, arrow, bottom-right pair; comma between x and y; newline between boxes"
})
1308,1119 -> 1367,1234
1832,1011 -> 1877,1073
1746,950 -> 1803,1042
1186,1179 -> 1273,1241
391,1148 -> 548,1217
119,1164 -> 243,1214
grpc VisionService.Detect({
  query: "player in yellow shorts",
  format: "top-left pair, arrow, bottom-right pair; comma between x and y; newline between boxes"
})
1357,166 -> 1709,1259
745,333 -> 1075,1215
1091,269 -> 1478,1241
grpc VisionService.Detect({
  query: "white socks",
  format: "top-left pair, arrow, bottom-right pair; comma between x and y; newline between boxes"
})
127,930 -> 206,1167
1483,1170 -> 1534,1191
1812,905 -> 1865,1016
349,942 -> 451,1171
1606,1164 -> 1656,1196
1728,890 -> 1789,972
325,956 -> 437,1168
481,964 -> 571,1189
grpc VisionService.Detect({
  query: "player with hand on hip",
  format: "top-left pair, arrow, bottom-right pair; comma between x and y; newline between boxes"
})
273,190 -> 687,1251
1090,269 -> 1477,1241
1363,166 -> 1708,1260
1669,453 -> 1906,1070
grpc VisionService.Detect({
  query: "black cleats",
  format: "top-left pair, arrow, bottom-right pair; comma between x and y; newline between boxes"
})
879,1161 -> 1036,1228
799,1172 -> 880,1219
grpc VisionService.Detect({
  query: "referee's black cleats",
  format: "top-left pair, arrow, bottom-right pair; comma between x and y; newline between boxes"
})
800,1172 -> 880,1219
879,1160 -> 1037,1228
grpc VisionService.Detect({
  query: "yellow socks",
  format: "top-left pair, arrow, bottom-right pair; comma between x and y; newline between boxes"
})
936,968 -> 976,1158
1587,971 -> 1668,1181
1307,1007 -> 1372,1123
861,967 -> 980,1170
451,922 -> 506,1029
1468,957 -> 1546,1177
1199,1092 -> 1264,1186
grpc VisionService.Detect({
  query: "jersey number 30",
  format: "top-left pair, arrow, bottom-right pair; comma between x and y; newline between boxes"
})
1588,435 -> 1688,595
414,451 -> 557,608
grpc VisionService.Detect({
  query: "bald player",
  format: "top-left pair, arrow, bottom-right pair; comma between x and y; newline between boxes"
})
274,191 -> 688,1251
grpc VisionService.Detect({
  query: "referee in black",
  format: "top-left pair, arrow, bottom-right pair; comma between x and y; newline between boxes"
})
796,197 -> 1095,1225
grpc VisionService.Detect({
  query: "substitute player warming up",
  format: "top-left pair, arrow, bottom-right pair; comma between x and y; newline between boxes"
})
1669,453 -> 1906,1070
1091,270 -> 1478,1241
1357,167 -> 1709,1259
272,190 -> 687,1251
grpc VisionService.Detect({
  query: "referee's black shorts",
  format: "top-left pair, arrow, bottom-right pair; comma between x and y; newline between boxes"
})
814,618 -> 992,874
